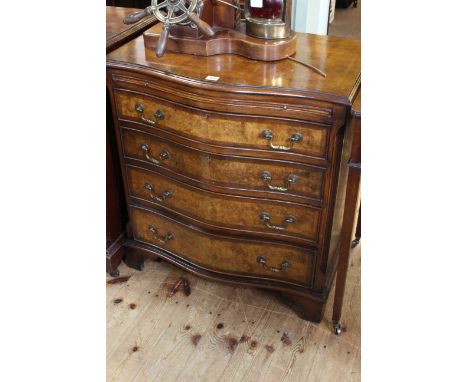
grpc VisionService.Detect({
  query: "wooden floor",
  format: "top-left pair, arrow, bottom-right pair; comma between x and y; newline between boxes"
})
328,0 -> 361,39
107,245 -> 360,382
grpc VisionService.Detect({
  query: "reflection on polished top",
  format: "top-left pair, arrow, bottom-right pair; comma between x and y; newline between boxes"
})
107,31 -> 361,105
106,6 -> 157,53
107,7 -> 135,41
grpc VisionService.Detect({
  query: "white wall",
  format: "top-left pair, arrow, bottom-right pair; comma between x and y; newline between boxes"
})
292,0 -> 330,35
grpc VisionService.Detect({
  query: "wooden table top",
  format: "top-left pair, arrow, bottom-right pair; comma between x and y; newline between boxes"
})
352,87 -> 361,116
106,6 -> 158,53
107,27 -> 361,106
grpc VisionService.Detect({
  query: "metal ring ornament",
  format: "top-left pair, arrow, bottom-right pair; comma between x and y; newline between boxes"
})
150,0 -> 200,25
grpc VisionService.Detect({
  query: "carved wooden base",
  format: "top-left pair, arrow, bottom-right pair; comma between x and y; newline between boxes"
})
279,293 -> 325,323
125,244 -> 325,322
143,23 -> 297,62
106,234 -> 125,276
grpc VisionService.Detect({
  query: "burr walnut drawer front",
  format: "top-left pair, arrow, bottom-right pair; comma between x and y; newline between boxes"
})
131,206 -> 315,286
122,128 -> 325,203
127,165 -> 321,244
115,90 -> 329,162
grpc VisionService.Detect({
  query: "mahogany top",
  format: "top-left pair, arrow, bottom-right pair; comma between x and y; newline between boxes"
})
106,6 -> 158,53
107,26 -> 361,105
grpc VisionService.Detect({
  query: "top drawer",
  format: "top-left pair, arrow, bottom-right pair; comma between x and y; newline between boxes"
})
114,90 -> 329,163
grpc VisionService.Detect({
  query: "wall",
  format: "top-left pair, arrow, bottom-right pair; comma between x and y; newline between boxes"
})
292,0 -> 330,35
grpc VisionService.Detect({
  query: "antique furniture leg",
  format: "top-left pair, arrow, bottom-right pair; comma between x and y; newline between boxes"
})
106,234 -> 126,277
351,203 -> 361,248
332,167 -> 360,334
106,7 -> 158,275
106,97 -> 127,276
332,95 -> 361,334
282,293 -> 326,323
124,247 -> 147,271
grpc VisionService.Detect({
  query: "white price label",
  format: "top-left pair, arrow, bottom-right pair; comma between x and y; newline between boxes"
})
205,75 -> 220,82
251,0 -> 263,8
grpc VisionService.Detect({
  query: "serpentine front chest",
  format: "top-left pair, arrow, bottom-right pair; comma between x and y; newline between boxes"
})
106,30 -> 360,322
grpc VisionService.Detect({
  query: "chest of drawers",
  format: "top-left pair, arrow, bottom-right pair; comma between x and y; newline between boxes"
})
106,30 -> 360,322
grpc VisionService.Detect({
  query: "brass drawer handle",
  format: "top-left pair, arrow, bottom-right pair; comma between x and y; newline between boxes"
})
148,225 -> 174,244
144,183 -> 172,202
140,144 -> 169,164
257,256 -> 291,273
135,103 -> 165,125
260,130 -> 303,151
259,212 -> 296,230
260,171 -> 299,192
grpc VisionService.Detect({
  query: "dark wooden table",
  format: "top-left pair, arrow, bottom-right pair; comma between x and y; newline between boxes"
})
106,7 -> 157,275
106,6 -> 157,54
332,86 -> 360,333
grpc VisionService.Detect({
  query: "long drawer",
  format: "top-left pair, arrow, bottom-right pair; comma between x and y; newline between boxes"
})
122,127 -> 325,204
130,206 -> 316,286
111,74 -> 337,125
127,165 -> 321,244
115,90 -> 329,163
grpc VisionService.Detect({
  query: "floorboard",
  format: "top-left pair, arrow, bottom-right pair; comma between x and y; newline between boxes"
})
107,244 -> 360,382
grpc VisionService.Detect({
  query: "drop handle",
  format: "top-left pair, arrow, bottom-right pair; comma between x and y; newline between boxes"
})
144,183 -> 172,202
135,103 -> 165,125
260,171 -> 299,192
259,212 -> 296,230
148,225 -> 174,244
260,130 -> 303,151
257,256 -> 291,273
140,144 -> 169,164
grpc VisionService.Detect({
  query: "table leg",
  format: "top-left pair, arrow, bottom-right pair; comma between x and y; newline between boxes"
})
351,203 -> 361,248
332,165 -> 361,334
